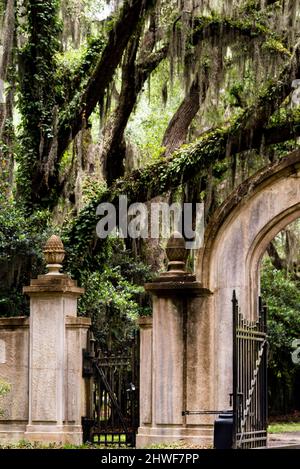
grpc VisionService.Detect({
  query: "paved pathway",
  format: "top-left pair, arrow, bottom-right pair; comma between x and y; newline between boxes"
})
268,432 -> 300,448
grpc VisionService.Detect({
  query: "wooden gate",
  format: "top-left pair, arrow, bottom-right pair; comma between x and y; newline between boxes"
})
232,291 -> 268,448
82,332 -> 139,447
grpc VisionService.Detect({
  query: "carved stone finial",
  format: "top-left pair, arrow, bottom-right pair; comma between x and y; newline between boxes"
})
43,235 -> 65,275
166,231 -> 187,273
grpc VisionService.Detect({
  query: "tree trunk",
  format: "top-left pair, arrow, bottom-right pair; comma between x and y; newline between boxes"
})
267,242 -> 286,271
162,69 -> 209,156
0,0 -> 15,195
102,42 -> 168,185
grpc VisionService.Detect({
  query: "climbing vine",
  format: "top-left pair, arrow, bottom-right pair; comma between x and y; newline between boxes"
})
16,0 -> 61,208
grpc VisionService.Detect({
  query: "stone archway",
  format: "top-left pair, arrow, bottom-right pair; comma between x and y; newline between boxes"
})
137,149 -> 300,448
197,149 -> 300,413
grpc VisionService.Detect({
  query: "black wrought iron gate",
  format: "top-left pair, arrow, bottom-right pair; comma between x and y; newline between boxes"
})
232,291 -> 268,449
82,332 -> 139,447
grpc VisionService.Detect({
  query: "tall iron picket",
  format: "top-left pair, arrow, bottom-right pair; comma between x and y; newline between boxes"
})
232,291 -> 268,448
82,332 -> 139,447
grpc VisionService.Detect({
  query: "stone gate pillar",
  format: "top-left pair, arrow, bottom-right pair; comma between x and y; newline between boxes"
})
136,232 -> 212,448
23,235 -> 91,445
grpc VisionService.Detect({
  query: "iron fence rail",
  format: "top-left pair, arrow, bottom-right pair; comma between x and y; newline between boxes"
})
82,332 -> 139,447
232,291 -> 268,449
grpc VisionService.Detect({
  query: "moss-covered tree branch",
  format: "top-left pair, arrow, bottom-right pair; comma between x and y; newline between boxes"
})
66,103 -> 300,260
16,0 -> 292,211
102,42 -> 169,185
57,9 -> 290,166
56,0 -> 155,161
17,0 -> 155,210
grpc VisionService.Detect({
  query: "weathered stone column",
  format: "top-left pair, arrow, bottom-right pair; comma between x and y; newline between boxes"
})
23,235 -> 90,445
136,233 -> 212,448
138,316 -> 153,428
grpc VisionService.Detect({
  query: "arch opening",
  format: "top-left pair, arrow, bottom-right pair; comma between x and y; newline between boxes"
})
259,217 -> 300,418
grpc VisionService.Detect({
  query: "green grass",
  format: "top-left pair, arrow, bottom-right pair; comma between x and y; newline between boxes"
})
268,422 -> 300,433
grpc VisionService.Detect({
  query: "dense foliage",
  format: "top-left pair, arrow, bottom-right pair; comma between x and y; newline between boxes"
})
75,238 -> 153,350
0,194 -> 50,315
261,259 -> 300,414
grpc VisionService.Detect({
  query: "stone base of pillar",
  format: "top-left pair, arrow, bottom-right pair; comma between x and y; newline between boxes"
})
0,423 -> 26,443
24,424 -> 83,445
136,425 -> 214,448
